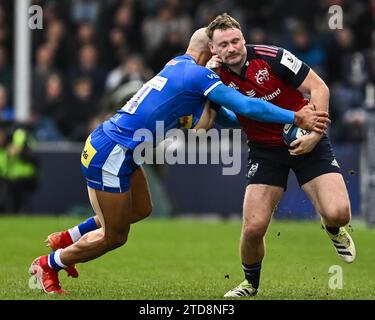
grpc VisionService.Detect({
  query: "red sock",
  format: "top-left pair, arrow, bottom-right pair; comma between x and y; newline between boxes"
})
60,231 -> 74,247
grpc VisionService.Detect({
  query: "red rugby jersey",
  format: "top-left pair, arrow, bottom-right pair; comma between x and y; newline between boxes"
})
219,45 -> 310,147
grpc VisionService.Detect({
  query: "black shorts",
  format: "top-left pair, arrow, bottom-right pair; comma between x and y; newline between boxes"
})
246,135 -> 342,189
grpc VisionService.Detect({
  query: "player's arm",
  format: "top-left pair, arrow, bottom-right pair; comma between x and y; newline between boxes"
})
269,48 -> 329,113
263,47 -> 330,154
201,98 -> 241,128
188,64 -> 327,131
288,69 -> 330,155
193,100 -> 217,130
207,83 -> 328,132
298,69 -> 329,113
215,106 -> 241,128
193,99 -> 240,129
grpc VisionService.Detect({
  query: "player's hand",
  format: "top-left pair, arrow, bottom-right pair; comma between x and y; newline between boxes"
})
294,104 -> 330,134
289,131 -> 321,156
206,55 -> 223,72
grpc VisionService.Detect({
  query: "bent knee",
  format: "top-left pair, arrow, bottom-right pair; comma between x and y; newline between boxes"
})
142,202 -> 153,218
324,204 -> 351,226
104,233 -> 128,250
242,222 -> 268,240
132,203 -> 153,223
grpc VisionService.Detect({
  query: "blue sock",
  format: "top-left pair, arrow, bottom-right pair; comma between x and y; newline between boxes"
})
78,217 -> 98,235
48,249 -> 66,271
68,217 -> 99,243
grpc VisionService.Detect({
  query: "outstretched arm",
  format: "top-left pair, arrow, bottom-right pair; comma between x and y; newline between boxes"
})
208,83 -> 295,124
207,83 -> 328,132
216,106 -> 241,128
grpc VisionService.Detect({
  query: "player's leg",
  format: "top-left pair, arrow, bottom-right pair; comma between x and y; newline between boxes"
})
29,124 -> 142,294
129,166 -> 153,223
46,166 -> 151,250
224,188 -> 281,298
224,184 -> 283,297
224,145 -> 288,297
240,184 -> 284,265
46,216 -> 101,251
28,187 -> 133,294
43,153 -> 151,282
293,136 -> 355,262
43,166 -> 151,281
58,187 -> 132,264
46,166 -> 151,253
44,195 -> 102,278
302,172 -> 355,262
294,136 -> 355,262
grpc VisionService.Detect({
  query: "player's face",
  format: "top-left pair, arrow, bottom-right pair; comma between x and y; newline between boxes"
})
209,28 -> 246,66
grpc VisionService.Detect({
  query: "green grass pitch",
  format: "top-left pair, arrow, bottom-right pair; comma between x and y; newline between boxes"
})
0,215 -> 373,300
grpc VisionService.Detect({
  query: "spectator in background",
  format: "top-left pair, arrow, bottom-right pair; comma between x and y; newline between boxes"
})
114,4 -> 141,50
105,53 -> 152,92
69,44 -> 107,97
149,30 -> 185,73
0,85 -> 14,121
7,0 -> 371,145
0,3 -> 12,54
328,27 -> 370,141
0,123 -> 38,213
353,0 -> 375,50
70,0 -> 101,25
34,73 -> 66,141
105,27 -> 129,69
326,28 -> 356,84
33,43 -> 56,103
247,27 -> 268,45
66,77 -> 97,141
142,4 -> 192,54
45,19 -> 69,70
366,33 -> 375,107
76,21 -> 96,46
289,26 -> 326,78
102,53 -> 152,115
0,46 -> 12,100
0,122 -> 9,213
194,0 -> 239,28
68,22 -> 97,66
142,6 -> 175,53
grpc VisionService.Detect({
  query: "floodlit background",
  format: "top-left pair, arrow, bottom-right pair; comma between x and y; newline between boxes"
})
0,0 -> 374,300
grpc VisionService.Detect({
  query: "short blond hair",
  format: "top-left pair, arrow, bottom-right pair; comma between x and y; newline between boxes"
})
206,13 -> 241,39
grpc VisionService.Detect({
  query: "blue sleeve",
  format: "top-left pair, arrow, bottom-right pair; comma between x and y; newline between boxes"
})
207,83 -> 295,124
185,64 -> 222,96
216,107 -> 241,128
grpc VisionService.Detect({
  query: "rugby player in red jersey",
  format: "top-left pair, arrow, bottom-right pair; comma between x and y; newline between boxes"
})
28,28 -> 328,294
206,13 -> 356,297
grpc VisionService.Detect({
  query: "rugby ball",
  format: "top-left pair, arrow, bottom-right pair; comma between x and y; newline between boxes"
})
283,124 -> 310,146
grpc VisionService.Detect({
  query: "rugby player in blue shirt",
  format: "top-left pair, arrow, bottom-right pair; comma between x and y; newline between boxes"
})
28,28 -> 329,294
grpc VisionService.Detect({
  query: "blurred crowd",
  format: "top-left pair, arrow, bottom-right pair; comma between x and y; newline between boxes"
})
0,0 -> 374,142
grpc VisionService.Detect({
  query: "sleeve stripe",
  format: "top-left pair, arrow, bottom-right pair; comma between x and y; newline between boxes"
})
254,46 -> 278,53
204,81 -> 222,96
254,50 -> 277,57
